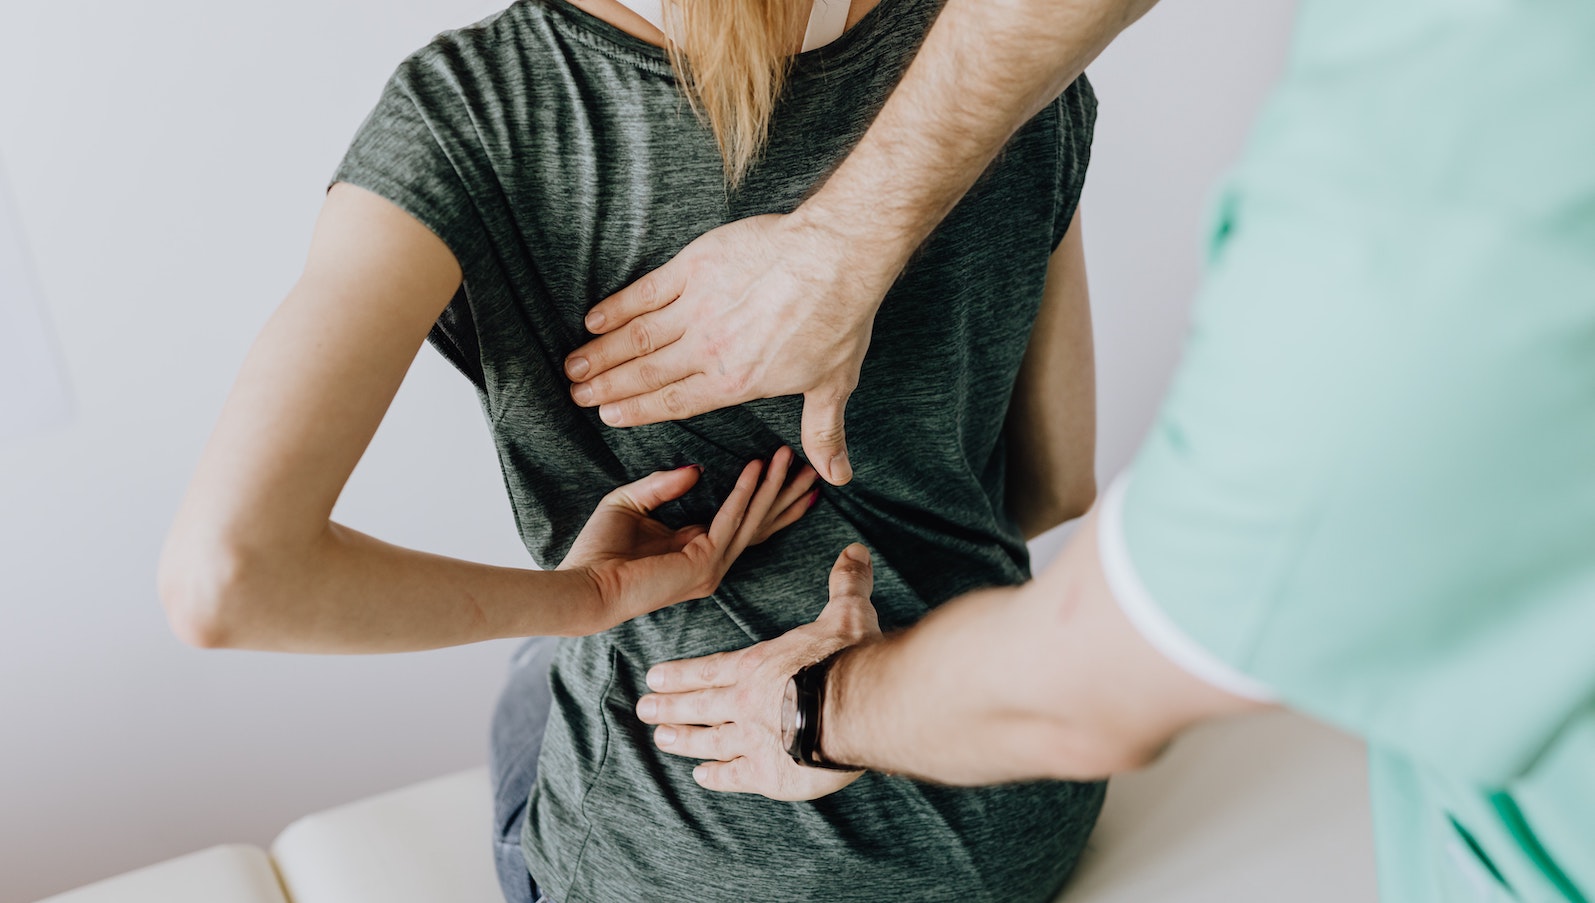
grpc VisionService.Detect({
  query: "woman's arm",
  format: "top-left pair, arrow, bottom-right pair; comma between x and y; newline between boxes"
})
1005,209 -> 1096,539
157,183 -> 813,654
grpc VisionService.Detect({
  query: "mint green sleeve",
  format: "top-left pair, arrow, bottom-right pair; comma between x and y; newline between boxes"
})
1110,3 -> 1595,899
1118,176 -> 1595,785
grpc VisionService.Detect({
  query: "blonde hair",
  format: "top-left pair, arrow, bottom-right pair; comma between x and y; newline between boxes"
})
664,1 -> 807,186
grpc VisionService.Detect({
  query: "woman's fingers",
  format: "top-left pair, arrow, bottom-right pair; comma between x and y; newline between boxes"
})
669,524 -> 709,552
752,464 -> 819,544
653,722 -> 746,761
753,490 -> 815,545
704,459 -> 764,553
727,446 -> 794,554
603,464 -> 703,515
771,463 -> 820,514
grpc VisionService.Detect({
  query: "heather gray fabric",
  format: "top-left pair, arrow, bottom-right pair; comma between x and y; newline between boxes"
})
330,0 -> 1101,900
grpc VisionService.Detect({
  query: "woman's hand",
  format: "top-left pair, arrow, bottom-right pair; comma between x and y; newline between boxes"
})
559,446 -> 819,632
636,544 -> 882,801
562,213 -> 903,487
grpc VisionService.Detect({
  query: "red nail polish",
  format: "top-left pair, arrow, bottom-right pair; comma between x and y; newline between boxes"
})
675,463 -> 702,472
806,489 -> 821,509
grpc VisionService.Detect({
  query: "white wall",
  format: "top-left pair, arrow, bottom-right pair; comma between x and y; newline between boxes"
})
0,2 -> 1295,900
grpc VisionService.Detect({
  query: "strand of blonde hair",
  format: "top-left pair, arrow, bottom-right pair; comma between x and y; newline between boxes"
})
664,0 -> 807,186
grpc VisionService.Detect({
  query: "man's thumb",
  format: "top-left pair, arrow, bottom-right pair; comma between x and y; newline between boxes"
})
802,386 -> 854,486
822,544 -> 879,638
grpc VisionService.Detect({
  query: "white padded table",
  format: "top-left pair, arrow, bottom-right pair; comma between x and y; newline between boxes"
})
34,844 -> 287,903
273,711 -> 1377,903
1063,711 -> 1377,901
271,769 -> 505,903
36,710 -> 1376,902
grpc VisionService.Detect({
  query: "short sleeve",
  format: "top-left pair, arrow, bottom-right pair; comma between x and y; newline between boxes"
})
1051,73 -> 1098,251
1106,169 -> 1595,788
330,54 -> 493,389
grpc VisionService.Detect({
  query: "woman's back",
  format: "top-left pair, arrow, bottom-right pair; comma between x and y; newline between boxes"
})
331,0 -> 1100,899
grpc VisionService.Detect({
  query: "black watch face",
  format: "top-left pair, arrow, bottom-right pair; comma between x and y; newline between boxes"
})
780,677 -> 800,755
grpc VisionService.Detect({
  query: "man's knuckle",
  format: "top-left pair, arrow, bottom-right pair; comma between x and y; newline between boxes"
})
711,725 -> 733,757
629,321 -> 656,356
637,360 -> 663,389
638,278 -> 660,310
661,385 -> 686,416
812,422 -> 847,445
698,658 -> 720,683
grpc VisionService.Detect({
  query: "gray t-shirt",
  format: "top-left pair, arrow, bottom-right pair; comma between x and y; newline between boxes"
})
330,1 -> 1101,900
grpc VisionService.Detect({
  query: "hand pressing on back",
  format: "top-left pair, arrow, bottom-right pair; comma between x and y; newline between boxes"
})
637,543 -> 882,801
563,214 -> 902,487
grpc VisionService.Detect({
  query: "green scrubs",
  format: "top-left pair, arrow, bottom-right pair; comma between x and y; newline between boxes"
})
1108,0 -> 1595,899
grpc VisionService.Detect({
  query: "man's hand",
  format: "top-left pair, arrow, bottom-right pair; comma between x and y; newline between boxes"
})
636,543 -> 882,800
564,214 -> 902,486
559,446 -> 818,632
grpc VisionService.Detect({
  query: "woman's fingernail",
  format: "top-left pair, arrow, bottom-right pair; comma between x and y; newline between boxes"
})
807,489 -> 821,510
674,463 -> 701,472
637,696 -> 657,719
656,726 -> 677,746
567,356 -> 590,379
585,312 -> 606,331
572,383 -> 594,405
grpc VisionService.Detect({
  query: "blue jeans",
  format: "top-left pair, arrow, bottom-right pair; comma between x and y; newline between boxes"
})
489,636 -> 560,903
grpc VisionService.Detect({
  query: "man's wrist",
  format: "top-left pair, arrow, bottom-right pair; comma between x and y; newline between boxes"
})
785,193 -> 917,311
817,644 -> 867,769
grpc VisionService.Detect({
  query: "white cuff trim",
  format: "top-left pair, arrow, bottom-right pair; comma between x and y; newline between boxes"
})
1097,473 -> 1279,703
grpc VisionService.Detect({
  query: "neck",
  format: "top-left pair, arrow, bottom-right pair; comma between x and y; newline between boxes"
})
564,0 -> 876,51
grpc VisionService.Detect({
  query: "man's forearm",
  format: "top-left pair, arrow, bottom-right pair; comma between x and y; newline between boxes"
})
796,0 -> 1157,274
820,583 -> 1123,783
818,507 -> 1259,784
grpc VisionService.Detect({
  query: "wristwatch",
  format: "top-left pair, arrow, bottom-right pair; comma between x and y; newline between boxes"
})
781,651 -> 862,771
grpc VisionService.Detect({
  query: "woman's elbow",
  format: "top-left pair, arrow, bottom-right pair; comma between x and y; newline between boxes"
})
1015,477 -> 1099,540
1057,476 -> 1098,524
156,536 -> 255,649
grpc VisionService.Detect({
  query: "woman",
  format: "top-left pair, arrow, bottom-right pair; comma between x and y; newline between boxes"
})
158,0 -> 1103,900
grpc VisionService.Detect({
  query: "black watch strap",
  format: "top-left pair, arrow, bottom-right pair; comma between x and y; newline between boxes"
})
787,650 -> 863,771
